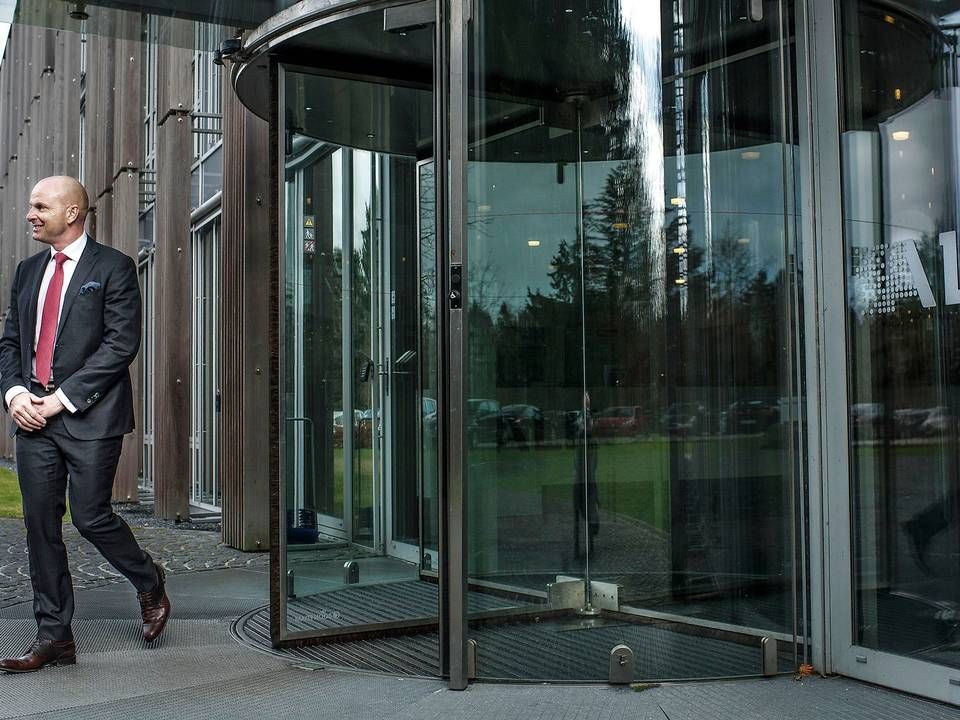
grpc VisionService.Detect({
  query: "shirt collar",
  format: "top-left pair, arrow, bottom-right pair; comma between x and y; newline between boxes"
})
50,233 -> 87,263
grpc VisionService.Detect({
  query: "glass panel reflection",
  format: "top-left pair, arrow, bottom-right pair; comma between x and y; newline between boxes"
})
281,61 -> 437,637
842,0 -> 960,670
465,0 -> 802,680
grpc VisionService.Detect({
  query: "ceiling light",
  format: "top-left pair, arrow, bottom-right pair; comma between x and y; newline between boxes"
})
612,222 -> 629,230
670,197 -> 685,206
741,150 -> 761,160
528,240 -> 541,247
892,131 -> 910,141
673,246 -> 686,254
737,237 -> 751,245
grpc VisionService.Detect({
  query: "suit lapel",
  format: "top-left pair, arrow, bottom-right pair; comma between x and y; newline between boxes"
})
55,239 -> 101,341
21,251 -> 48,348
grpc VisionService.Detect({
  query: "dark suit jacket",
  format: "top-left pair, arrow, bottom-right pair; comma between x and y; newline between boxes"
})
0,238 -> 141,440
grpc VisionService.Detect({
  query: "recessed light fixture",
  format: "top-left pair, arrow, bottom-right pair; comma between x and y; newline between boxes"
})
737,237 -> 751,245
367,133 -> 376,139
673,246 -> 686,255
670,197 -> 685,206
612,222 -> 629,230
884,14 -> 895,24
528,239 -> 541,247
305,106 -> 312,111
892,130 -> 910,141
675,277 -> 686,285
565,8 -> 573,13
741,150 -> 761,160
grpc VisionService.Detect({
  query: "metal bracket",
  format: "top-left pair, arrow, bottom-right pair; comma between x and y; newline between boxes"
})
344,560 -> 360,584
467,639 -> 478,680
548,578 -> 585,609
761,636 -> 778,676
609,644 -> 634,684
589,581 -> 621,611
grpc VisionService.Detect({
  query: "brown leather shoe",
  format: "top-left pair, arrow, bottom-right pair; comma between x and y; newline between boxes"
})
138,561 -> 171,642
0,637 -> 76,673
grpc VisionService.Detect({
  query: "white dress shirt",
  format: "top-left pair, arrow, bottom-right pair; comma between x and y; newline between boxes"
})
4,234 -> 87,413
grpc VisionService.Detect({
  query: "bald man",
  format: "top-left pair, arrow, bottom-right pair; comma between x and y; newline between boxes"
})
0,176 -> 169,673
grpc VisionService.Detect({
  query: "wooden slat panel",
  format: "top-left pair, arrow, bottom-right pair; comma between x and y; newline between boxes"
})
220,77 -> 270,550
153,111 -> 192,520
110,170 -> 142,502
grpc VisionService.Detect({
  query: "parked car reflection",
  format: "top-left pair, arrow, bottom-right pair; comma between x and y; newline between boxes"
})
919,406 -> 957,437
893,407 -> 931,438
851,402 -> 885,439
466,400 -> 546,448
661,402 -> 715,435
593,405 -> 650,437
720,400 -> 779,435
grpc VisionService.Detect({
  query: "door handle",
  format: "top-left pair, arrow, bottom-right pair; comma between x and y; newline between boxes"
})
749,0 -> 763,22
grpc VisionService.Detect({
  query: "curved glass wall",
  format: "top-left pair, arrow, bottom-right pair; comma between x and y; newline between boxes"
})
271,0 -> 804,682
463,0 -> 803,680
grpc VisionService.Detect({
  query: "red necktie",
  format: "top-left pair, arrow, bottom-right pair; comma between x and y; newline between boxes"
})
36,252 -> 68,388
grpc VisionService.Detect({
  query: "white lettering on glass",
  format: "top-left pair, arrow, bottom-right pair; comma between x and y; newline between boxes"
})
903,237 -> 937,308
939,231 -> 960,306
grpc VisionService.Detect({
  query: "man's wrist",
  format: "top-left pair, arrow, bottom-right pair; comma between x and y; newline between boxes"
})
55,388 -> 77,414
4,385 -> 28,410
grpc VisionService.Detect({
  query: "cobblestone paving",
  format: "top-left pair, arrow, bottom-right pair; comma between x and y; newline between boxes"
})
0,506 -> 268,608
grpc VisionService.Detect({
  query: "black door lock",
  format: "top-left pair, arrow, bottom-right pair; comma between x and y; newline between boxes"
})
450,264 -> 463,309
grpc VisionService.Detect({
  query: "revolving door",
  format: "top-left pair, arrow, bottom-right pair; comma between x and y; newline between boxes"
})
240,0 -> 807,685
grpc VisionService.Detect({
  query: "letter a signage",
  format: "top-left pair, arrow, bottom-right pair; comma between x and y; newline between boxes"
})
903,231 -> 960,308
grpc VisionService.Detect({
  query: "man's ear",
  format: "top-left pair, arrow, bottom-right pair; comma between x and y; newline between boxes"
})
66,204 -> 80,224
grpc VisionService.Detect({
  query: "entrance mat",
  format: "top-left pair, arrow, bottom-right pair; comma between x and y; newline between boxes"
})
234,581 -> 795,682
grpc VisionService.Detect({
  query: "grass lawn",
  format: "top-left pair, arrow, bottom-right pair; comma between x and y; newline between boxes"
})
0,466 -> 71,521
0,466 -> 23,518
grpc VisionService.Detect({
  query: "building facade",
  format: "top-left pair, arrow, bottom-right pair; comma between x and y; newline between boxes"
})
1,0 -> 960,705
0,7 -> 271,548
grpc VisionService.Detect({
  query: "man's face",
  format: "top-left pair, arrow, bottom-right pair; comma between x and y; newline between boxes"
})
25,181 -> 77,246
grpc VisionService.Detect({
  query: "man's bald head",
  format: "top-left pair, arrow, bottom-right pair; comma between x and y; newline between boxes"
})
26,176 -> 89,250
35,176 -> 89,221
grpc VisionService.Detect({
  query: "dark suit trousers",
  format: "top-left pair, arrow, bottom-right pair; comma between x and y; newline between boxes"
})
16,410 -> 157,641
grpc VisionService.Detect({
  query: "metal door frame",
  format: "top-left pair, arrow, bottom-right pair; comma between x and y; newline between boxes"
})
800,0 -> 960,704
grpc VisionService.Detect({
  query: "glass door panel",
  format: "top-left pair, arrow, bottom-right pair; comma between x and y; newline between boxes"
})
837,0 -> 960,699
279,6 -> 438,641
190,217 -> 221,511
465,0 -> 803,681
285,148 -> 345,533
